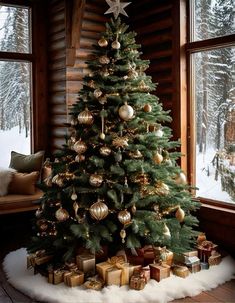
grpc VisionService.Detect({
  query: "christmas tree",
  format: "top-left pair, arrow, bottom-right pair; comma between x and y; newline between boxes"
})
28,1 -> 199,263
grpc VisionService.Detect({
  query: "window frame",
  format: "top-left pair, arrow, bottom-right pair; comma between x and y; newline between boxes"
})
0,0 -> 48,154
185,0 -> 235,209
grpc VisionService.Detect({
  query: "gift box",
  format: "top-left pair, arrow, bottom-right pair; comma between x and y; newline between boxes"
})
48,268 -> 67,285
153,246 -> 173,266
27,250 -> 53,268
183,251 -> 198,258
129,264 -> 142,278
76,254 -> 95,276
142,266 -> 151,282
198,240 -> 218,262
64,270 -> 84,287
129,270 -> 146,290
96,256 -> 129,286
201,262 -> 209,270
127,246 -> 155,266
83,276 -> 105,290
185,256 -> 200,266
208,251 -> 221,266
149,263 -> 170,282
172,265 -> 189,278
188,263 -> 201,273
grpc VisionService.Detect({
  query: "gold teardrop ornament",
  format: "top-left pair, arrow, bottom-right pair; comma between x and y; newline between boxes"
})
118,210 -> 131,225
78,108 -> 94,125
175,206 -> 185,222
89,200 -> 109,220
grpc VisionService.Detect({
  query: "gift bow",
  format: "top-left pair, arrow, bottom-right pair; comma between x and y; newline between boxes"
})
107,256 -> 127,285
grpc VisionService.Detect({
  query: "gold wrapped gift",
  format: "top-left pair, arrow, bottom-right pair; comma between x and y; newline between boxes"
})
153,246 -> 173,266
48,268 -> 67,285
84,276 -> 105,290
27,250 -> 53,268
64,270 -> 84,287
172,265 -> 189,278
96,256 -> 130,286
76,254 -> 95,276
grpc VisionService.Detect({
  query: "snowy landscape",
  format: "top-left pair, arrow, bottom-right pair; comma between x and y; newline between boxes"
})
0,127 -> 30,168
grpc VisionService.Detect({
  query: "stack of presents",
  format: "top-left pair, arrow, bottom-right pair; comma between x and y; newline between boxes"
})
27,233 -> 222,291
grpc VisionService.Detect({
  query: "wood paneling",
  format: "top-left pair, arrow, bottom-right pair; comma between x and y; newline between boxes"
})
47,0 -> 67,153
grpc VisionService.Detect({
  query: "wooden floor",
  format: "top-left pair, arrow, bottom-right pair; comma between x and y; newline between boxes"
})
0,212 -> 235,303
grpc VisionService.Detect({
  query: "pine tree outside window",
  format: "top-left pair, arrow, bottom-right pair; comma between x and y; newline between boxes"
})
0,3 -> 32,167
187,0 -> 235,205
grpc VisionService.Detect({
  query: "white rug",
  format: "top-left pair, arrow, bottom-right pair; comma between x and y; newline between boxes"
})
3,248 -> 235,303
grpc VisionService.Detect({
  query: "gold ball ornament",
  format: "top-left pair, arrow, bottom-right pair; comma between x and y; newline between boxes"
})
98,37 -> 108,47
73,140 -> 87,154
118,210 -> 131,225
89,200 -> 109,220
71,192 -> 78,201
143,104 -> 152,112
129,150 -> 143,159
99,55 -> 110,65
111,40 -> 121,49
100,146 -> 111,156
175,206 -> 185,222
100,132 -> 106,140
153,152 -> 163,164
94,89 -> 102,98
118,103 -> 134,121
163,223 -> 171,239
154,128 -> 164,138
155,181 -> 169,196
78,108 -> 94,125
89,174 -> 103,187
55,208 -> 69,222
175,172 -> 187,185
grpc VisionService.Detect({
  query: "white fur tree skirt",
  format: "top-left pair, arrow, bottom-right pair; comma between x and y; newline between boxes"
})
3,248 -> 235,303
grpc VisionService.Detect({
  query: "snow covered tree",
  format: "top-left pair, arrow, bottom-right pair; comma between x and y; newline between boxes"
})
28,13 -> 199,262
0,6 -> 30,136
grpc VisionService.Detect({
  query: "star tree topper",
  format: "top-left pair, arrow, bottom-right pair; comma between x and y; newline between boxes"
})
105,0 -> 131,19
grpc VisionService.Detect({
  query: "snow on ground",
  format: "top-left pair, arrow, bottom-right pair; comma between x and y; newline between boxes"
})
0,126 -> 30,168
196,146 -> 234,203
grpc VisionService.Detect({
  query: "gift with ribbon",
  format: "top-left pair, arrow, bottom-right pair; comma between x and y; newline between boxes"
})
149,262 -> 171,282
197,240 -> 218,262
63,262 -> 84,287
96,256 -> 130,286
126,245 -> 155,266
153,246 -> 174,266
172,265 -> 189,278
27,250 -> 53,268
48,267 -> 68,285
129,269 -> 147,290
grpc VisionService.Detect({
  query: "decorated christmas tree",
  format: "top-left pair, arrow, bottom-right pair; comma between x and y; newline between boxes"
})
28,0 -> 199,264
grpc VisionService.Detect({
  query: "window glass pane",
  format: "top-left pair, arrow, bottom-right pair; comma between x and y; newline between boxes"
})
0,61 -> 31,167
192,0 -> 235,42
193,47 -> 235,203
0,5 -> 31,53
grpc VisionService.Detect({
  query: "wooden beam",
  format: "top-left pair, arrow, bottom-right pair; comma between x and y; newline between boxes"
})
66,0 -> 86,67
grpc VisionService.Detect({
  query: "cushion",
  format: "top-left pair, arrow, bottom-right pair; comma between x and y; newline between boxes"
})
9,151 -> 44,174
0,168 -> 16,196
8,171 -> 39,195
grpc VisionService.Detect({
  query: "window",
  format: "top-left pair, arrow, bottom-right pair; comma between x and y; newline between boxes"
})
187,0 -> 235,204
0,4 -> 32,167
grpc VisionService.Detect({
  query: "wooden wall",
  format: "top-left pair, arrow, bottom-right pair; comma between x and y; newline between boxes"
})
47,0 -> 67,152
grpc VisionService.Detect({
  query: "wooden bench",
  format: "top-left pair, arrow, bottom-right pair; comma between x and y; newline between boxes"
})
0,190 -> 43,215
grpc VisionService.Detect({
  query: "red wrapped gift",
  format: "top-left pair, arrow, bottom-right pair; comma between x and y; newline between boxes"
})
149,263 -> 170,282
127,246 -> 155,266
198,240 -> 218,262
